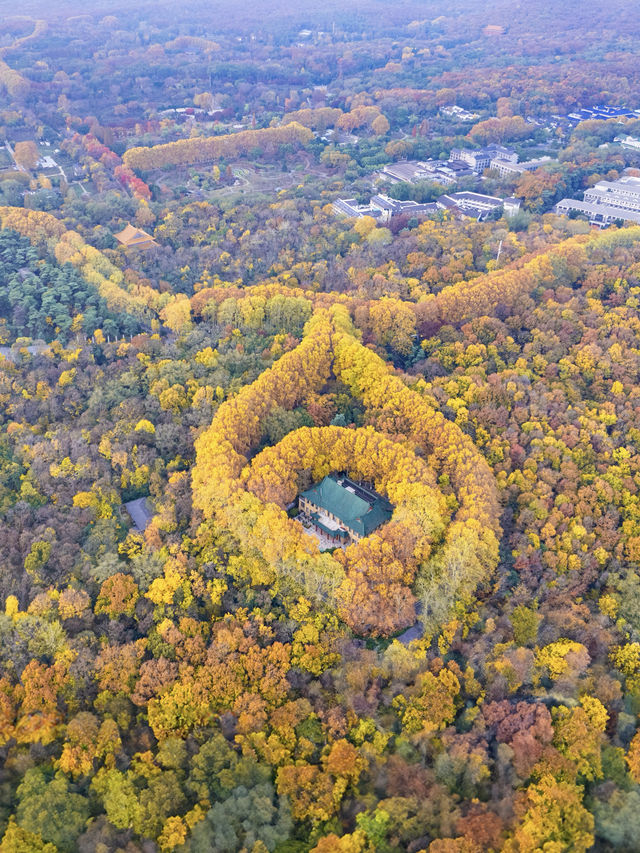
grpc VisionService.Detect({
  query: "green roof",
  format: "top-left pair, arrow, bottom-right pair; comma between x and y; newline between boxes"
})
300,476 -> 392,537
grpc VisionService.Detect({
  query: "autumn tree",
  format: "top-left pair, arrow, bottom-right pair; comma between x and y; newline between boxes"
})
13,141 -> 39,171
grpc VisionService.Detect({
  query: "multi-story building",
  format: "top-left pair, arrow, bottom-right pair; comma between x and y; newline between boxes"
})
437,191 -> 504,220
299,475 -> 393,544
333,194 -> 437,222
555,176 -> 640,226
490,155 -> 554,178
583,177 -> 640,212
450,144 -> 517,173
554,199 -> 640,226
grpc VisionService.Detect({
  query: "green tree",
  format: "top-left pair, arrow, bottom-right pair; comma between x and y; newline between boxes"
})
186,782 -> 292,853
15,769 -> 89,852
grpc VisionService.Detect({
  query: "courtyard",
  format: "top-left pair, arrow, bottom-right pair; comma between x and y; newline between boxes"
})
298,511 -> 349,552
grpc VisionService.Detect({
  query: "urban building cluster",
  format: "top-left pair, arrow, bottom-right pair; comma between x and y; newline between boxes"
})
334,143 -> 542,223
333,190 -> 521,222
545,104 -> 640,131
375,144 -> 524,187
438,192 -> 521,220
450,144 -> 518,173
378,158 -> 473,187
450,145 -> 554,177
553,105 -> 640,125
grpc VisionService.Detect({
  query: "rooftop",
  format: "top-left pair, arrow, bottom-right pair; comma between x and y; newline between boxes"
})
451,191 -> 503,204
334,194 -> 437,220
437,191 -> 504,220
452,144 -> 517,160
555,198 -> 640,224
300,475 -> 393,538
491,156 -> 554,174
382,161 -> 429,182
114,223 -> 158,248
590,176 -> 640,195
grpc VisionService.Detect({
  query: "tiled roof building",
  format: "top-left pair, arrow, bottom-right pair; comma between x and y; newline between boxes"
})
299,475 -> 392,542
114,223 -> 158,250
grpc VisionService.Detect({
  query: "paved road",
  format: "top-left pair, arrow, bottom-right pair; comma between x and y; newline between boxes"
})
397,622 -> 424,645
4,140 -> 26,172
124,497 -> 153,531
396,601 -> 425,645
0,345 -> 50,361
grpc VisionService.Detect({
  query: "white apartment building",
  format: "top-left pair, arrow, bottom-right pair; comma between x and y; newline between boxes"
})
555,176 -> 640,226
490,156 -> 554,178
450,145 -> 517,174
583,176 -> 640,213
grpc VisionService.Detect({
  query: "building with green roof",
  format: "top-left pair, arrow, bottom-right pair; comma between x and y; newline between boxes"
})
299,475 -> 393,542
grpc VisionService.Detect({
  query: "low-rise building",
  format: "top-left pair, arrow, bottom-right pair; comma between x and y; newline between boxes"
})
299,475 -> 393,543
418,159 -> 474,185
568,105 -> 639,123
551,106 -> 640,128
440,105 -> 480,122
321,128 -> 359,146
379,159 -> 473,187
615,135 -> 640,151
380,161 -> 431,184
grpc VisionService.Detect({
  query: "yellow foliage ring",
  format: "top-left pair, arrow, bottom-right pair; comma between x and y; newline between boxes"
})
243,424 -> 449,565
193,306 -> 501,632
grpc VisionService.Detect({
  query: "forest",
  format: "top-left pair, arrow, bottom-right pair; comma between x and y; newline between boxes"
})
1,0 -> 640,851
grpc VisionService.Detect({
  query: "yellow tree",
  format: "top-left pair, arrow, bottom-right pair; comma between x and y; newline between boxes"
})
503,775 -> 594,853
371,114 -> 390,135
160,295 -> 193,332
14,140 -> 39,170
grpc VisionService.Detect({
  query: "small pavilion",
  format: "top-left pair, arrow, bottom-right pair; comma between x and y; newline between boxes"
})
114,223 -> 158,250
